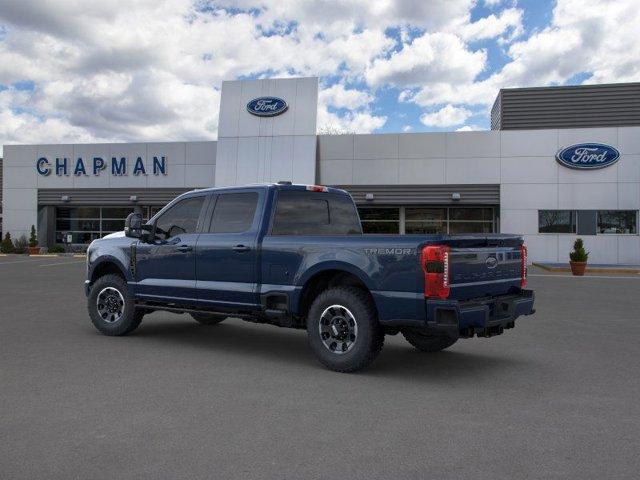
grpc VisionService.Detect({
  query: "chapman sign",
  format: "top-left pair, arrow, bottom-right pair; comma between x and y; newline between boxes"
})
556,143 -> 620,170
36,156 -> 168,177
246,97 -> 288,117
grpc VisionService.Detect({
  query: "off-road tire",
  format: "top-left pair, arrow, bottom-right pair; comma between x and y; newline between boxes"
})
307,286 -> 384,373
401,329 -> 458,352
190,313 -> 227,325
88,274 -> 144,336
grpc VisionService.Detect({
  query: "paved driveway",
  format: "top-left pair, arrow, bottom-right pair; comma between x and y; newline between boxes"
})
1,256 -> 639,479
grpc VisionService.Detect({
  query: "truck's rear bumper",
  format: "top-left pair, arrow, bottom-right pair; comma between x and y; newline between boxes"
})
379,289 -> 535,337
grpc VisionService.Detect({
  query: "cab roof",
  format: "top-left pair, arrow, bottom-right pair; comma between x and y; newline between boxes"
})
181,182 -> 349,197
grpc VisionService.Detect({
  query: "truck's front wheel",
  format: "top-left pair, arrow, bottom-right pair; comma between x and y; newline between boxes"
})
402,329 -> 457,352
307,287 -> 384,373
88,274 -> 144,336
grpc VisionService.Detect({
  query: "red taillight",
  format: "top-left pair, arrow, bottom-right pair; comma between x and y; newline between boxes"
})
306,185 -> 328,192
421,245 -> 450,299
520,244 -> 528,288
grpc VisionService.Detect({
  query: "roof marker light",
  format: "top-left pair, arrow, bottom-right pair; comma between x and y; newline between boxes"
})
306,185 -> 329,192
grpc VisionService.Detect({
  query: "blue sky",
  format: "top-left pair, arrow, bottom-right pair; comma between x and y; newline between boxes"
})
0,0 -> 638,150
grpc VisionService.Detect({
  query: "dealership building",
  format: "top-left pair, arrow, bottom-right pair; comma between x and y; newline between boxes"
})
1,78 -> 639,264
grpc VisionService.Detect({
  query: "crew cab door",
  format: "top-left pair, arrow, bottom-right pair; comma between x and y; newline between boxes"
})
134,194 -> 209,303
195,189 -> 263,310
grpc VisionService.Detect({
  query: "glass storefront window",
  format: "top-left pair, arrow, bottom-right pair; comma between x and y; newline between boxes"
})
449,222 -> 493,234
358,207 -> 400,234
56,207 -> 100,219
405,208 -> 447,235
358,206 -> 495,235
102,207 -> 135,219
55,206 -> 165,244
538,210 -> 576,233
450,208 -> 493,221
597,211 -> 637,234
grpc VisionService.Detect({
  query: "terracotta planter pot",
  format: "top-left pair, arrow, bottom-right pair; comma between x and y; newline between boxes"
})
27,246 -> 41,255
569,261 -> 587,276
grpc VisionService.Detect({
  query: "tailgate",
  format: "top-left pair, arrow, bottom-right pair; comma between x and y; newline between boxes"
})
442,235 -> 524,300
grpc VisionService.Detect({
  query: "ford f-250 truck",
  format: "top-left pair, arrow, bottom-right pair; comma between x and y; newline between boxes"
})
85,182 -> 535,372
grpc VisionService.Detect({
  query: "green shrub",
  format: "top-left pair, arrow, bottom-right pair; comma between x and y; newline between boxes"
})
48,244 -> 66,254
569,238 -> 589,262
1,232 -> 14,253
13,235 -> 28,254
29,225 -> 38,247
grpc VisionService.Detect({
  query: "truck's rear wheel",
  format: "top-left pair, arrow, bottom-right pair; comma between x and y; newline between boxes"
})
88,274 -> 144,336
190,313 -> 227,325
307,287 -> 384,373
402,329 -> 457,352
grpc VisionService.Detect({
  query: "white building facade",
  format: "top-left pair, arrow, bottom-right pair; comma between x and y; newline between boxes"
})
2,77 -> 639,264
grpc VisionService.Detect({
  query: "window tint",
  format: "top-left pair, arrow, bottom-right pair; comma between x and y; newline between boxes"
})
271,191 -> 361,235
155,196 -> 205,240
210,193 -> 258,233
538,210 -> 576,233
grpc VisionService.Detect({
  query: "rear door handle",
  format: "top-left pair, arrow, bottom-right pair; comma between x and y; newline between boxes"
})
177,245 -> 193,253
232,244 -> 250,253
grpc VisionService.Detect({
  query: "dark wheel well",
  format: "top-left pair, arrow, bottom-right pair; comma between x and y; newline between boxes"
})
91,261 -> 126,284
299,270 -> 375,318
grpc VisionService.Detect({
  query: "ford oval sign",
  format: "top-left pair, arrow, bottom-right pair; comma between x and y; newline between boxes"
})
556,143 -> 620,170
246,97 -> 288,117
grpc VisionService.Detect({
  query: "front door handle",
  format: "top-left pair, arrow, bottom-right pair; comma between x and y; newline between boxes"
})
177,245 -> 193,253
232,244 -> 250,253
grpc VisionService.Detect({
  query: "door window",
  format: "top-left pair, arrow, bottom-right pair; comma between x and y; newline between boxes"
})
209,193 -> 259,233
154,196 -> 206,240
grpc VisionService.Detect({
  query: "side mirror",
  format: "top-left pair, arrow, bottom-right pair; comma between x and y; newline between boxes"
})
124,212 -> 143,238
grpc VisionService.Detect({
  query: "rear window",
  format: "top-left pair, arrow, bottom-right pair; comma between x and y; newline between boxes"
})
271,191 -> 362,235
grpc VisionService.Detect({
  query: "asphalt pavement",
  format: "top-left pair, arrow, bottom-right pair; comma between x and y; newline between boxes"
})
1,255 -> 639,479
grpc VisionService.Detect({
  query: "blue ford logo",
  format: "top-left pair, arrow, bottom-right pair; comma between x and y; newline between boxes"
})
246,97 -> 288,117
556,143 -> 620,170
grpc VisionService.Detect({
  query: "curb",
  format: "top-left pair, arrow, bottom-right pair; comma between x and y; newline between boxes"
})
532,262 -> 640,275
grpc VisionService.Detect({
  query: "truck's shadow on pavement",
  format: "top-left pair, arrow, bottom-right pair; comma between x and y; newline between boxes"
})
131,315 -> 533,380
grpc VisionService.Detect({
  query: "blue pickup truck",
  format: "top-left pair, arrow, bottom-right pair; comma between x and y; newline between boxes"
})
85,183 -> 534,372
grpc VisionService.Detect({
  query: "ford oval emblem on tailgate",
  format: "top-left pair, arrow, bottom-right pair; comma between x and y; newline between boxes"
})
486,257 -> 498,269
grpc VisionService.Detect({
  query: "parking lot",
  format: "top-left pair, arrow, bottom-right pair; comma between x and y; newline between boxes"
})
1,255 -> 639,479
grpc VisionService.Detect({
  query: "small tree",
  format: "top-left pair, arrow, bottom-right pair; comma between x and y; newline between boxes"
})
569,238 -> 589,262
1,232 -> 15,253
29,225 -> 38,247
13,235 -> 28,254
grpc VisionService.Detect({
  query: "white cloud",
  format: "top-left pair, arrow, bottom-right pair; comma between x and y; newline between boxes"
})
420,105 -> 472,127
319,84 -> 373,110
0,0 -> 639,151
402,125 -> 412,132
317,109 -> 387,134
366,32 -> 486,88
456,124 -> 484,131
458,7 -> 523,42
405,0 -> 640,110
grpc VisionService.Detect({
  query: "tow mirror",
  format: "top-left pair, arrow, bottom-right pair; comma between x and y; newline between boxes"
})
124,212 -> 143,238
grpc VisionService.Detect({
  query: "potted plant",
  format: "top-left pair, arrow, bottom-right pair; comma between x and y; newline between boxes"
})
28,225 -> 40,255
569,238 -> 589,276
1,232 -> 14,253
